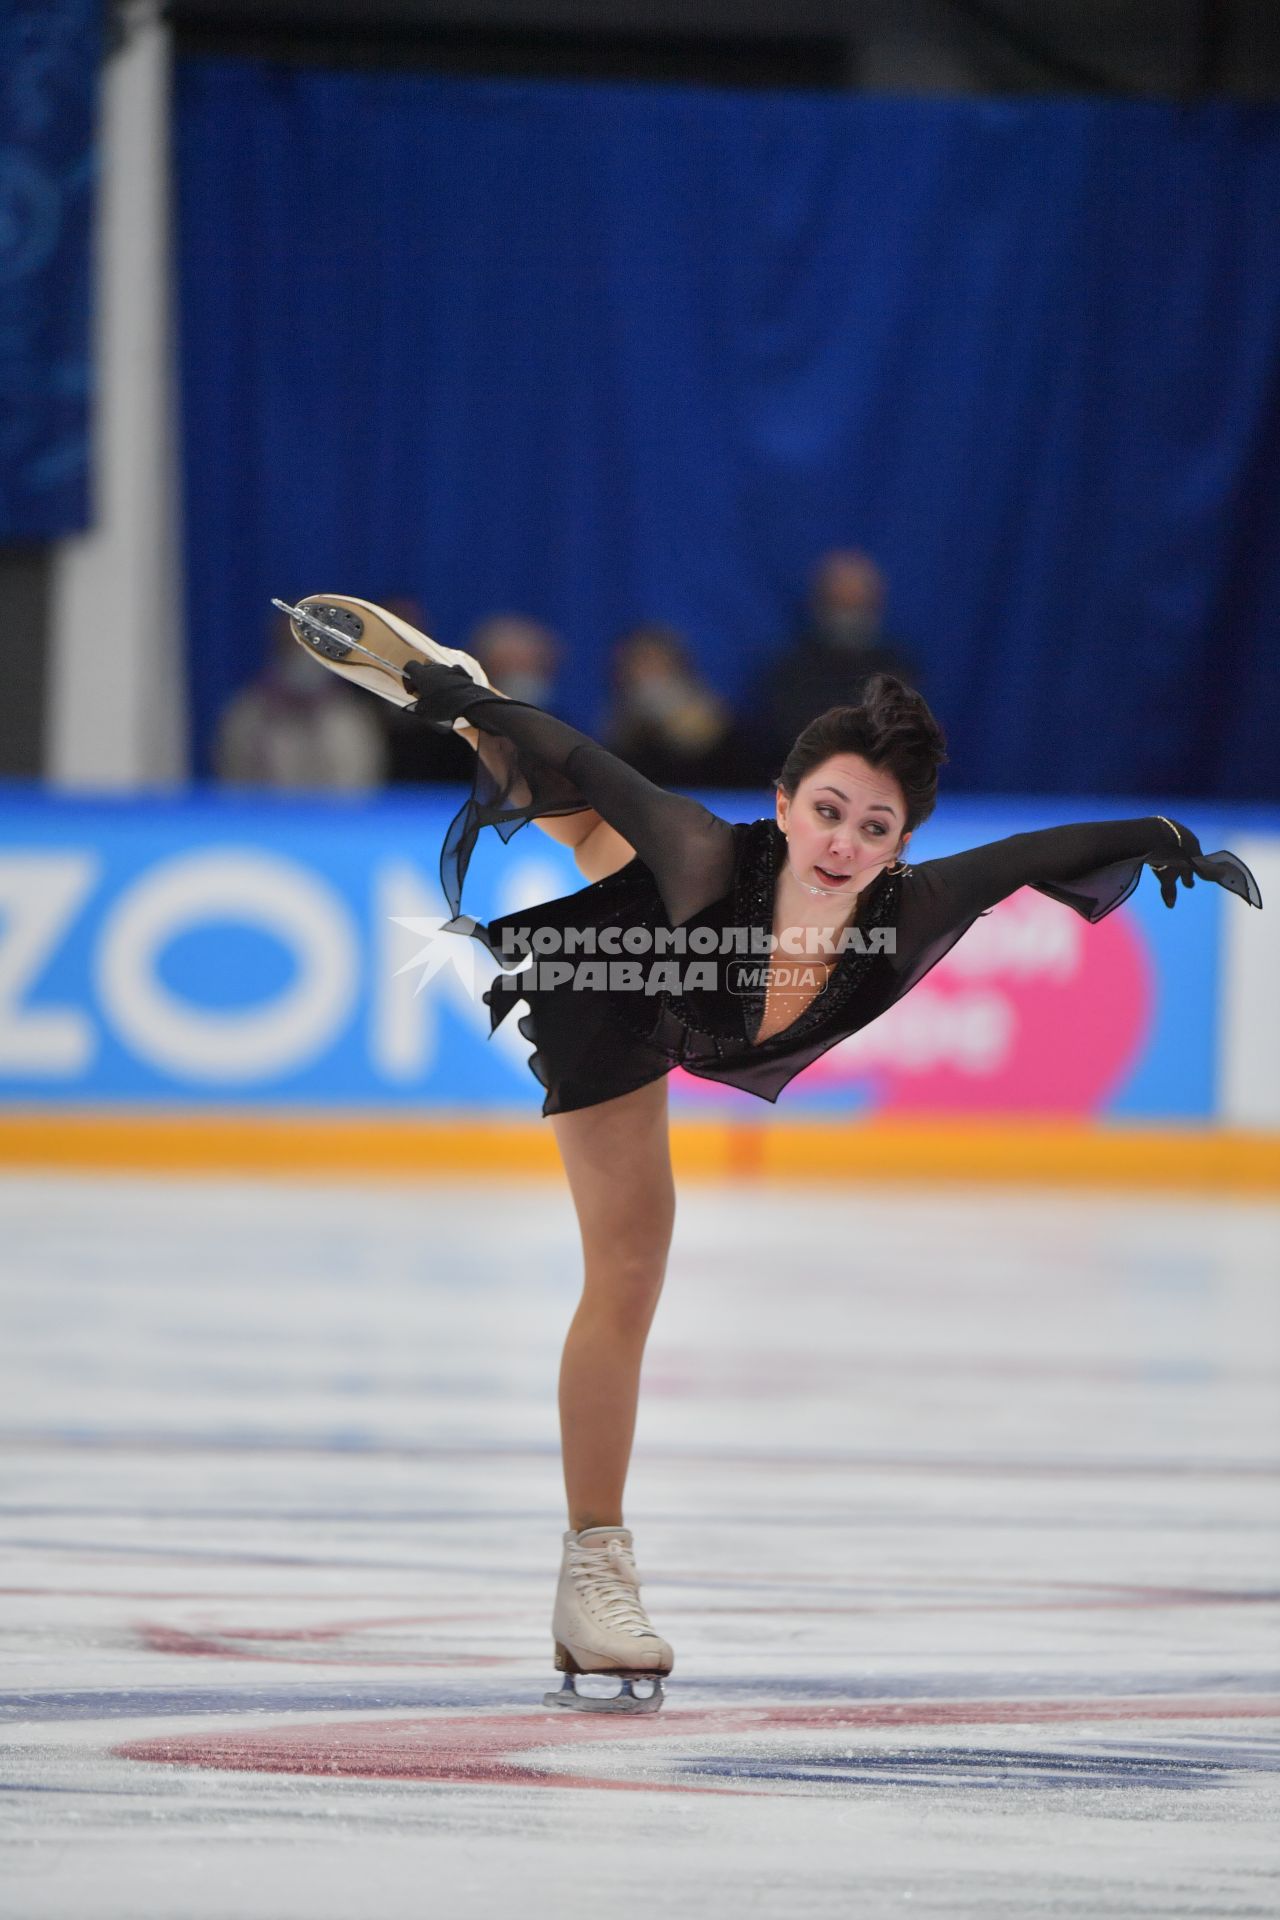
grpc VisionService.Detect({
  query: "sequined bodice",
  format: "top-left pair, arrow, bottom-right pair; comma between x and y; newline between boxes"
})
581,819 -> 900,1066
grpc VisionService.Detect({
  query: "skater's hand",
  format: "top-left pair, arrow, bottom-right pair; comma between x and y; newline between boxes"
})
1147,819 -> 1264,910
402,659 -> 488,729
1148,817 -> 1200,909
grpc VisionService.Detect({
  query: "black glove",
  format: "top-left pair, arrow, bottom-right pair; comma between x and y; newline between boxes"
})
401,659 -> 492,732
1148,818 -> 1263,910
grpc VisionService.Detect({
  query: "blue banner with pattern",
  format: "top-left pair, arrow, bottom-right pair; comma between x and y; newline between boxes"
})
0,0 -> 101,538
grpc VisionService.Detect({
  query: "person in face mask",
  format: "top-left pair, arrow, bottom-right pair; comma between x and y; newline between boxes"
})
810,549 -> 889,650
214,612 -> 388,790
470,615 -> 560,713
379,603 -> 562,786
746,548 -> 920,785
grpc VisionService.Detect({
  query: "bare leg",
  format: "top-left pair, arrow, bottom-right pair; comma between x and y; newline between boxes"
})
457,685 -> 635,880
550,1077 -> 675,1531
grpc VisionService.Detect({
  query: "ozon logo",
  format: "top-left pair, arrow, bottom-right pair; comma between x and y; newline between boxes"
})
0,850 -> 360,1085
96,853 -> 359,1081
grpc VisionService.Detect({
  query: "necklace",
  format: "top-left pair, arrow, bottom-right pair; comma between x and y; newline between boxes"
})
785,856 -> 861,901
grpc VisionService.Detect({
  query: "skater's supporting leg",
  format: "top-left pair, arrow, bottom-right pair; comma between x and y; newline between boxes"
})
549,1076 -> 675,1531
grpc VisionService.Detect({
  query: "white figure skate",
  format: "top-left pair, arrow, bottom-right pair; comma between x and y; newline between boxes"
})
272,594 -> 491,728
543,1525 -> 673,1715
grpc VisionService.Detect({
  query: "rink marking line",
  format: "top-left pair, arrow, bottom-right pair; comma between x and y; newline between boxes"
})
11,1675 -> 1280,1725
4,1434 -> 1278,1477
1,1111 -> 1278,1193
116,1584 -> 1280,1666
136,1622 -> 518,1666
4,1582 -> 1279,1607
7,1536 -> 1280,1589
112,1696 -> 1280,1795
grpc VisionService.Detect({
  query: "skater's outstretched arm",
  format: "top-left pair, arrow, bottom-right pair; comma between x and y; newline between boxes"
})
901,815 -> 1261,952
404,661 -> 737,927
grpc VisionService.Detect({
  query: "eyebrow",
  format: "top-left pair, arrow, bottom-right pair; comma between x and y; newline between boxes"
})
815,785 -> 899,816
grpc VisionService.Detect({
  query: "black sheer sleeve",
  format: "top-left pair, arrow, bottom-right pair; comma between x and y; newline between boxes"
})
405,664 -> 737,931
894,816 -> 1262,997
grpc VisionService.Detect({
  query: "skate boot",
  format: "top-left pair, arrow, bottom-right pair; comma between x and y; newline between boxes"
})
271,594 -> 491,726
543,1524 -> 673,1715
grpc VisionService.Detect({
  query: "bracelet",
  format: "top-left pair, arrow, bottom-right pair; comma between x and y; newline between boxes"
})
1150,815 -> 1184,873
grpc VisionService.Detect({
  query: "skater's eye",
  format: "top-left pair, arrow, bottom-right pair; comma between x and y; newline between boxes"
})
815,802 -> 889,836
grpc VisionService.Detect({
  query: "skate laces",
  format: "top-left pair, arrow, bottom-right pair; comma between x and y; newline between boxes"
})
568,1536 -> 657,1639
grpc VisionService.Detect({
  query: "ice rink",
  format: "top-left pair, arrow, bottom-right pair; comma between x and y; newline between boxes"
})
2,1168 -> 1278,1919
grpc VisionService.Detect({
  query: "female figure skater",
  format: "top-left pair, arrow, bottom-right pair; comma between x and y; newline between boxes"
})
277,593 -> 1262,1716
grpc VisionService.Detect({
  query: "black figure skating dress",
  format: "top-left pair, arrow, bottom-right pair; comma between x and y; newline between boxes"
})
408,669 -> 1262,1118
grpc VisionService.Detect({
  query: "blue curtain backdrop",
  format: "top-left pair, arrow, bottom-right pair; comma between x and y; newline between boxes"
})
0,0 -> 101,538
175,61 -> 1280,799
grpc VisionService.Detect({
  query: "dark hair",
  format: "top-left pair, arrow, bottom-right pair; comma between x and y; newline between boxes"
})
775,673 -> 948,833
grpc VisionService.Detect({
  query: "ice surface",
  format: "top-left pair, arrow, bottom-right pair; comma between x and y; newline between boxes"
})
1,1170 -> 1278,1918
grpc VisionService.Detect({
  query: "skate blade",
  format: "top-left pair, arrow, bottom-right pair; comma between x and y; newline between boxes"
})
274,595 -> 487,723
273,597 -> 421,713
542,1674 -> 665,1715
273,599 -> 404,675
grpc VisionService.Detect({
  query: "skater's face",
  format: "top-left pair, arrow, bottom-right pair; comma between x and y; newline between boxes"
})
775,754 -> 910,900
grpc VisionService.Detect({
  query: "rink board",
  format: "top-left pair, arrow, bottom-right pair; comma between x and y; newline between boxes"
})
0,787 -> 1276,1177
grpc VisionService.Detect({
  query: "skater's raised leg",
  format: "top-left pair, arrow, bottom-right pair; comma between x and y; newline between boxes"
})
459,701 -> 638,882
277,593 -> 639,882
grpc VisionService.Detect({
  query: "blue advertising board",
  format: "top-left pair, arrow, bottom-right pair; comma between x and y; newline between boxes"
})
0,787 -> 1265,1119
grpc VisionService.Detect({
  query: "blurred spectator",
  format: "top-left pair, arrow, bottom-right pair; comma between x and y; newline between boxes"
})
383,607 -> 561,785
748,549 -> 920,778
214,611 -> 387,790
605,623 -> 750,787
470,614 -> 560,709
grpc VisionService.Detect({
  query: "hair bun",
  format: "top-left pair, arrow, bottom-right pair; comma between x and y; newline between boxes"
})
859,673 -> 949,769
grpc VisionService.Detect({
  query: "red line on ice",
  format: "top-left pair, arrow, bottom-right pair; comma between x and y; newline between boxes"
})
114,1694 -> 1280,1795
